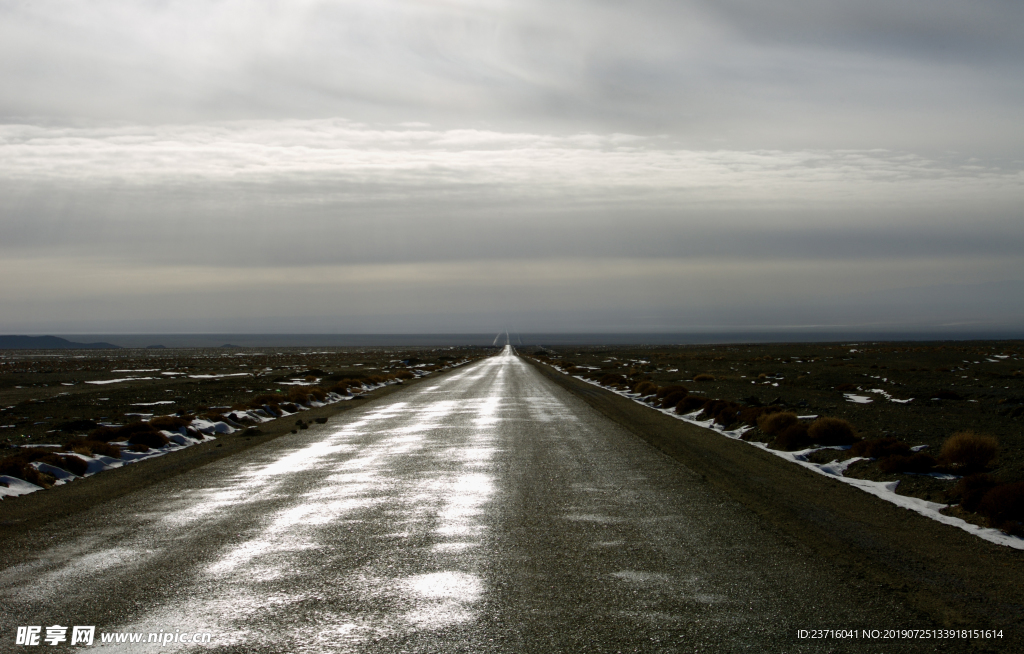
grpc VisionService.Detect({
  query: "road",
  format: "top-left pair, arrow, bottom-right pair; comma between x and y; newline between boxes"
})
1,346 -> 953,652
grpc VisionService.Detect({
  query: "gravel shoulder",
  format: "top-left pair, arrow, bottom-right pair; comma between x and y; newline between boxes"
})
526,358 -> 1024,637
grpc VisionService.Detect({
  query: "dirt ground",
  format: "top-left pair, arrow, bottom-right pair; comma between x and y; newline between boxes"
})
524,340 -> 1024,516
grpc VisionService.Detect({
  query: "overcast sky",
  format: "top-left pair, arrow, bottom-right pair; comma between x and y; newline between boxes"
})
2,0 -> 1022,334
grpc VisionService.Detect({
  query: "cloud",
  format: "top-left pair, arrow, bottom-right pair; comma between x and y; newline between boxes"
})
1,1 -> 1021,332
1,1 -> 1021,152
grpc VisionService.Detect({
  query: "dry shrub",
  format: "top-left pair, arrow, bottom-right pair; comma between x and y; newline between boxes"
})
834,383 -> 859,392
0,458 -> 52,487
808,417 -> 858,446
64,439 -> 121,459
939,431 -> 998,472
773,423 -> 810,451
328,383 -> 351,396
393,370 -> 415,380
977,482 -> 1024,535
878,453 -> 937,474
758,411 -> 798,435
600,373 -> 628,386
287,387 -> 311,404
948,474 -> 1000,512
308,387 -> 327,401
126,428 -> 170,449
250,394 -> 282,412
850,437 -> 911,459
699,400 -> 742,427
88,421 -> 166,444
56,455 -> 89,476
693,374 -> 715,382
675,396 -> 708,414
660,390 -> 688,410
714,407 -> 740,428
633,381 -> 658,396
737,406 -> 767,426
655,385 -> 689,399
149,416 -> 191,431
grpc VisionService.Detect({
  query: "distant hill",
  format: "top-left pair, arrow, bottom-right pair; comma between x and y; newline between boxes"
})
0,335 -> 121,349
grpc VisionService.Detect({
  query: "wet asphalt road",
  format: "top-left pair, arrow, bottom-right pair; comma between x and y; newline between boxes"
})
2,346 -> 931,652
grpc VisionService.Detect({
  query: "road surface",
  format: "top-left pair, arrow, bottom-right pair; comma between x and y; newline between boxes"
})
1,346 -> 945,652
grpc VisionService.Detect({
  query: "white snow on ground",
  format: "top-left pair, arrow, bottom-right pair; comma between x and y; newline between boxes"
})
85,377 -> 157,385
844,393 -> 873,404
552,365 -> 1024,551
0,475 -> 43,498
865,388 -> 913,404
188,373 -> 251,379
32,461 -> 80,483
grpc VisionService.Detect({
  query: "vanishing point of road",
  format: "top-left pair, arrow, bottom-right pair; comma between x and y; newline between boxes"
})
0,347 -> 976,652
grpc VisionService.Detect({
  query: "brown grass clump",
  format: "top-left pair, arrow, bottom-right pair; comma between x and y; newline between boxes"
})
850,437 -> 911,459
675,396 -> 708,414
877,453 -> 937,474
655,385 -> 688,399
693,374 -> 715,382
697,400 -> 742,428
328,383 -> 352,396
807,417 -> 858,446
287,387 -> 312,404
0,448 -> 91,483
977,482 -> 1024,535
250,394 -> 282,412
600,373 -> 628,386
53,455 -> 89,476
633,381 -> 658,396
393,370 -> 415,380
947,474 -> 1000,512
939,431 -> 998,472
64,439 -> 121,459
308,387 -> 328,401
127,429 -> 170,449
757,411 -> 798,435
737,406 -> 767,426
773,423 -> 811,451
660,390 -> 688,410
0,457 -> 53,487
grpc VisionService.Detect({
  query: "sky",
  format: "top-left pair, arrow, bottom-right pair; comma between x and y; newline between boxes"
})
2,0 -> 1022,335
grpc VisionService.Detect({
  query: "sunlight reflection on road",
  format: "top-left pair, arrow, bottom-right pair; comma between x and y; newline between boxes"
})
86,346 -> 521,651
